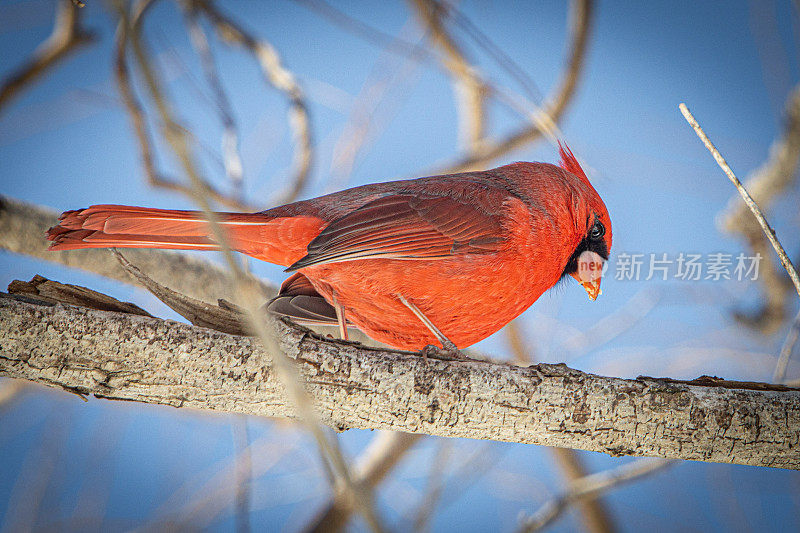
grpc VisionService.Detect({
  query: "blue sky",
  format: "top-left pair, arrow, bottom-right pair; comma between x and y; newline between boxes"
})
1,0 -> 799,531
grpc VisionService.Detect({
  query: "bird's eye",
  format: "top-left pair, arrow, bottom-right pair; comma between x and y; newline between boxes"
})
590,221 -> 605,240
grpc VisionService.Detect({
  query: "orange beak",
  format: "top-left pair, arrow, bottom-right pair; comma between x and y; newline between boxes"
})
571,250 -> 605,300
571,272 -> 602,300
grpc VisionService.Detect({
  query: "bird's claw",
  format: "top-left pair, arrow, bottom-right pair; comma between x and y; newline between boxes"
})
420,342 -> 470,361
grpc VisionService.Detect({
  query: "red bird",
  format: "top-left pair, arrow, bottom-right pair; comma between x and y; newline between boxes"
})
47,145 -> 612,352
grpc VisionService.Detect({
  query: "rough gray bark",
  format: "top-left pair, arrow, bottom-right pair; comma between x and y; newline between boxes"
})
2,295 -> 798,470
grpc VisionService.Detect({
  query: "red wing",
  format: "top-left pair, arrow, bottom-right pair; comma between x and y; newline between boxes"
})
286,193 -> 507,271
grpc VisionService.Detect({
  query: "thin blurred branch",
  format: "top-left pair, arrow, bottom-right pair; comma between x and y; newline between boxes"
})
112,0 -> 254,211
192,0 -> 313,204
506,320 -> 535,365
680,103 -> 800,301
555,287 -> 662,359
441,2 -> 543,102
0,408 -> 72,532
297,0 -> 439,63
403,440 -> 502,525
145,429 -> 301,530
411,439 -> 451,532
300,0 -> 589,172
547,448 -> 614,533
183,2 -> 246,201
435,0 -> 593,173
410,0 -> 488,152
0,380 -> 25,408
232,418 -> 252,533
121,3 -> 382,527
517,458 -> 672,533
305,431 -> 423,532
3,293 -> 799,470
774,309 -> 800,384
0,0 -> 95,113
329,18 -> 426,190
719,86 -> 800,332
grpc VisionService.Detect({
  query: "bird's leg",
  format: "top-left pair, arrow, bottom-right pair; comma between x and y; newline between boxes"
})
397,294 -> 468,360
331,291 -> 349,341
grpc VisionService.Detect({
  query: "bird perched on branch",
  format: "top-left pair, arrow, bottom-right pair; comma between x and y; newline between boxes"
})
48,145 -> 612,354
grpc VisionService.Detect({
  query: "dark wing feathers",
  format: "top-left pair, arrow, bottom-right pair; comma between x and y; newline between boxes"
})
266,272 -> 339,326
267,295 -> 339,325
286,192 -> 507,271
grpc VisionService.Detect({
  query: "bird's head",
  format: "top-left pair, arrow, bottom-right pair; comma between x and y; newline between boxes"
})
558,143 -> 613,300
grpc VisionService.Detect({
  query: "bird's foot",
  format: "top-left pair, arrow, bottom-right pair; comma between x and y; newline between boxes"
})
420,340 -> 470,361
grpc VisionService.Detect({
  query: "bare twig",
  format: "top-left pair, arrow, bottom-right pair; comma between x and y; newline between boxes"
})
679,103 -> 800,300
410,0 -> 488,151
305,431 -> 422,532
517,458 -> 672,532
112,1 -> 253,211
192,0 -> 313,205
720,86 -> 800,332
112,249 -> 248,335
435,0 -> 593,173
0,0 -> 95,112
774,309 -> 800,383
121,4 -> 382,528
183,2 -> 246,201
411,439 -> 451,532
547,448 -> 614,533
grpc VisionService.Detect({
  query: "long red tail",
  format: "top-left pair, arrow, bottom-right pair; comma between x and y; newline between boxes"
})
47,205 -> 323,266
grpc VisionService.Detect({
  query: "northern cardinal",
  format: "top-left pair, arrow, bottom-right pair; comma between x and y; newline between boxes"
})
47,145 -> 612,352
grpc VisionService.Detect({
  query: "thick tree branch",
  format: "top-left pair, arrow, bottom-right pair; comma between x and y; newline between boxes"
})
1,295 -> 798,470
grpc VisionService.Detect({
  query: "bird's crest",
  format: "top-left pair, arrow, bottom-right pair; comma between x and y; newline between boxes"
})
558,142 -> 591,188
